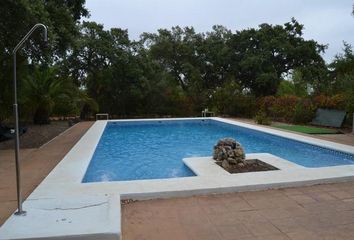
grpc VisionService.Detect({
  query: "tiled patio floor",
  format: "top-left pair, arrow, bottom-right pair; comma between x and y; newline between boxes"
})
122,181 -> 354,240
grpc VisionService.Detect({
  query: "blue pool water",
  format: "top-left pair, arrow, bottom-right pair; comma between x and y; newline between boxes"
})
82,119 -> 354,182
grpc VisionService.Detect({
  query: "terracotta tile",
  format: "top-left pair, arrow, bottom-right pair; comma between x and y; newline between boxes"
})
270,218 -> 303,233
207,212 -> 241,226
256,234 -> 291,240
336,198 -> 354,211
294,214 -> 333,232
307,192 -> 337,202
169,196 -> 199,207
223,198 -> 254,212
200,202 -> 230,215
282,205 -> 309,218
123,217 -> 161,239
234,210 -> 268,223
122,181 -> 354,240
318,228 -> 347,240
245,198 -> 279,209
328,210 -> 354,226
334,223 -> 354,238
215,224 -> 254,240
286,229 -> 323,240
0,200 -> 16,226
240,190 -> 283,201
269,196 -> 299,208
152,223 -> 190,240
246,195 -> 298,210
299,186 -> 325,193
177,205 -> 208,225
258,208 -> 294,220
288,194 -> 317,204
327,190 -> 354,200
281,188 -> 304,196
183,223 -> 223,240
243,221 -> 282,236
301,201 -> 338,214
308,184 -> 340,192
0,188 -> 16,201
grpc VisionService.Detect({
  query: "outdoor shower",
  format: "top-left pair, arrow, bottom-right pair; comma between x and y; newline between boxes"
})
12,23 -> 48,215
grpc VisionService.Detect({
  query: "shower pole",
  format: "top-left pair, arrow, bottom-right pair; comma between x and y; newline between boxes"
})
12,23 -> 48,215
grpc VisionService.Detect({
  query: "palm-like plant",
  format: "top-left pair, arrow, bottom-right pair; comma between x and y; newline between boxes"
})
75,89 -> 99,119
22,67 -> 73,124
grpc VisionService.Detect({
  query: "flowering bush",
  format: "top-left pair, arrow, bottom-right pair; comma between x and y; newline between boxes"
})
272,95 -> 299,121
313,94 -> 346,110
257,95 -> 315,123
257,96 -> 276,116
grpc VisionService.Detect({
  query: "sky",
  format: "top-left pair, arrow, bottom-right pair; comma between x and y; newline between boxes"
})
84,0 -> 354,62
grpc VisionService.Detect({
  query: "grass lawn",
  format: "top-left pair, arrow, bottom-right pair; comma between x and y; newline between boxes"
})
273,124 -> 340,134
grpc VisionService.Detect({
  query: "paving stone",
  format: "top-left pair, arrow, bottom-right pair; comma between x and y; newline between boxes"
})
123,181 -> 354,240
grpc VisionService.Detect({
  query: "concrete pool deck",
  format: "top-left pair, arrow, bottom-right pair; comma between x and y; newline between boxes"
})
0,118 -> 353,239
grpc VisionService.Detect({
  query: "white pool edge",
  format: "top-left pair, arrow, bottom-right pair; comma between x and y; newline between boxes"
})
1,117 -> 354,240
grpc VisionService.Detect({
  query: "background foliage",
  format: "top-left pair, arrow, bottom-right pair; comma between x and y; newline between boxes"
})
1,1 -> 353,126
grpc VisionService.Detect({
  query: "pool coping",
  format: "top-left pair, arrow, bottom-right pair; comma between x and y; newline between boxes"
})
1,117 -> 354,239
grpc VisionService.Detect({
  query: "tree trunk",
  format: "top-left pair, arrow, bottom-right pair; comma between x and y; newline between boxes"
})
33,107 -> 50,125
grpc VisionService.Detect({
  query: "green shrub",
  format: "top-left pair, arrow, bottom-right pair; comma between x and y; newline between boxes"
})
255,111 -> 272,125
292,99 -> 316,124
276,80 -> 296,96
212,81 -> 256,117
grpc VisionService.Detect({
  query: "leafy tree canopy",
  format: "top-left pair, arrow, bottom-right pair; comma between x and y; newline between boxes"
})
1,1 -> 353,123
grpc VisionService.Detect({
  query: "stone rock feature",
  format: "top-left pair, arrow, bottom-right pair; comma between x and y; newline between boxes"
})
213,138 -> 246,167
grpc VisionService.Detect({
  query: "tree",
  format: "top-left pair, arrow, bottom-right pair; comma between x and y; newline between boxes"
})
0,0 -> 88,121
228,18 -> 327,96
0,2 -> 339,120
276,80 -> 296,96
68,22 -> 147,116
22,67 -> 76,124
141,25 -> 233,111
329,43 -> 354,120
141,26 -> 203,91
200,25 -> 233,89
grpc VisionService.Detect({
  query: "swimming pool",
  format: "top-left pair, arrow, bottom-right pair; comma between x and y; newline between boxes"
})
82,119 -> 354,182
3,118 -> 354,240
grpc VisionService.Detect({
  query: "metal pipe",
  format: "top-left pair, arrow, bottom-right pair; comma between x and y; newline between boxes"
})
12,23 -> 48,216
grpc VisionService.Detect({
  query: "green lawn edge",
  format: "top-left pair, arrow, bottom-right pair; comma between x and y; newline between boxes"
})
273,125 -> 339,134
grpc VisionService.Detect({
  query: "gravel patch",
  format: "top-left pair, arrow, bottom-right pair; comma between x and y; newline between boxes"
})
0,121 -> 71,150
